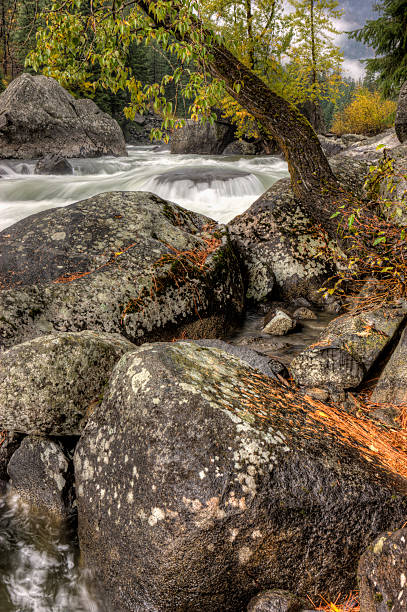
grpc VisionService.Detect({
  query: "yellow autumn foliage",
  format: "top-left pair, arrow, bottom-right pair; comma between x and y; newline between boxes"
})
332,88 -> 397,136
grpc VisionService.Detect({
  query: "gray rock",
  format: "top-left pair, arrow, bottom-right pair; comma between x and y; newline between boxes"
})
317,135 -> 347,157
247,590 -> 306,612
0,331 -> 136,435
0,192 -> 244,350
223,140 -> 258,155
293,307 -> 317,320
0,73 -> 127,159
396,81 -> 407,143
75,341 -> 407,611
371,327 -> 407,406
263,310 -> 296,336
8,436 -> 70,517
0,431 -> 22,488
227,157 -> 369,306
171,118 -> 235,154
34,153 -> 73,175
358,528 -> 407,612
187,338 -> 284,379
290,307 -> 406,390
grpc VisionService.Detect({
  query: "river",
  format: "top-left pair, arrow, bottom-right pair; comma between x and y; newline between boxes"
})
0,147 -> 293,611
0,146 -> 288,232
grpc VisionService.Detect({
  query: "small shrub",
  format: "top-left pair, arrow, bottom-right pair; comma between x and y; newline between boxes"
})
332,88 -> 396,136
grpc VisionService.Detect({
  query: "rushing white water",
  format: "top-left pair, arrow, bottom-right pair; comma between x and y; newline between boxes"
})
0,493 -> 103,612
0,146 -> 289,231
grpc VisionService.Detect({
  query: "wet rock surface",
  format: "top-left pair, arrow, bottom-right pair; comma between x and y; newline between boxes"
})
75,341 -> 407,612
0,191 -> 244,350
396,81 -> 407,144
8,436 -> 70,518
0,73 -> 127,159
0,331 -> 136,435
358,528 -> 407,612
290,307 -> 406,390
263,310 -> 296,336
34,153 -> 73,175
0,432 -> 22,489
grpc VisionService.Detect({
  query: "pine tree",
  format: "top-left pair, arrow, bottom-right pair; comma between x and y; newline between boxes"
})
351,0 -> 407,97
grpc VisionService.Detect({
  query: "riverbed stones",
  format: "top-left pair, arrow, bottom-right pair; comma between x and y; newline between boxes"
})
358,528 -> 407,612
0,191 -> 244,350
0,73 -> 127,159
34,153 -> 73,175
263,310 -> 296,336
396,81 -> 407,144
290,306 -> 406,390
0,331 -> 136,435
370,327 -> 407,406
8,436 -> 69,517
75,341 -> 407,611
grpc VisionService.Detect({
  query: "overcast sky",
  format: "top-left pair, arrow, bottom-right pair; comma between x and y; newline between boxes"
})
335,0 -> 376,79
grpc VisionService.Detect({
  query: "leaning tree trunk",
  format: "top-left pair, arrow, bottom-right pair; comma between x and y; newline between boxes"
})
136,0 -> 345,239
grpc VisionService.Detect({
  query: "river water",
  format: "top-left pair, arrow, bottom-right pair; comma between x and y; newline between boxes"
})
0,146 -> 288,232
0,147 -> 292,611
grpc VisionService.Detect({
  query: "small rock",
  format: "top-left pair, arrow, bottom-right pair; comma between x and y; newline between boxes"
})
293,307 -> 317,320
263,309 -> 296,336
304,388 -> 329,402
370,407 -> 400,429
247,589 -> 306,611
35,153 -> 73,175
7,436 -> 70,518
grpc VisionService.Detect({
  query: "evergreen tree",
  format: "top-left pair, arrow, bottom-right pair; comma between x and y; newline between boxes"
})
351,0 -> 407,97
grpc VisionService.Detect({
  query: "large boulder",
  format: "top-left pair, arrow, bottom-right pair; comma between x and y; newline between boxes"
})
358,528 -> 407,612
0,73 -> 127,159
0,331 -> 136,435
396,81 -> 407,144
7,436 -> 70,518
0,192 -> 244,350
75,341 -> 407,612
227,157 -> 370,305
171,118 -> 235,154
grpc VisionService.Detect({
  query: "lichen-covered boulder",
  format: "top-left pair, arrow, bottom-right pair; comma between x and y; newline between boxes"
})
290,307 -> 406,391
0,331 -> 136,435
371,327 -> 407,406
396,81 -> 407,144
227,157 -> 370,305
75,342 -> 407,612
358,528 -> 407,612
8,436 -> 70,517
0,192 -> 244,350
0,73 -> 126,159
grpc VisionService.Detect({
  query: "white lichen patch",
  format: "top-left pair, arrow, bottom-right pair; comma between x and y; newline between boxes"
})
148,507 -> 166,526
238,547 -> 253,564
131,368 -> 152,394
